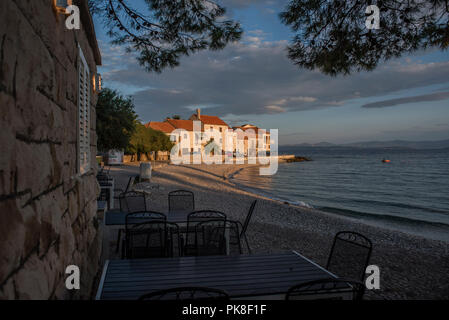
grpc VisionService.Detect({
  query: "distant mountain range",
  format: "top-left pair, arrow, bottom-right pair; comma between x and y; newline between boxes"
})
283,139 -> 449,149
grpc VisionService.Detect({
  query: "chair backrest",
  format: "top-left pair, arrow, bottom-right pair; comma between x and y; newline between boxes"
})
119,191 -> 147,213
326,231 -> 372,281
187,210 -> 226,221
285,278 -> 366,300
168,190 -> 194,214
124,175 -> 137,193
193,219 -> 227,256
97,188 -> 110,202
139,287 -> 229,300
241,200 -> 257,236
125,211 -> 167,229
97,174 -> 111,183
226,220 -> 242,255
184,211 -> 226,255
125,220 -> 175,259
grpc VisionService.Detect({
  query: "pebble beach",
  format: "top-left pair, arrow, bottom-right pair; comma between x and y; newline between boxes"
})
108,162 -> 449,300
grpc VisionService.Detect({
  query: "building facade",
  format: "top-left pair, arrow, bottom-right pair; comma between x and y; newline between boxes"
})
0,0 -> 102,299
146,110 -> 271,158
233,124 -> 271,156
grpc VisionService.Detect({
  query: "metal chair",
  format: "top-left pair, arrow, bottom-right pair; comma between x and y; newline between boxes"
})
115,191 -> 149,252
183,210 -> 226,255
119,191 -> 147,213
97,187 -> 110,202
139,287 -> 229,300
236,200 -> 256,254
125,211 -> 166,225
225,220 -> 243,255
125,221 -> 181,259
194,219 -> 227,256
97,173 -> 111,182
124,211 -> 177,259
285,278 -> 366,300
326,231 -> 373,282
114,175 -> 137,200
187,210 -> 226,221
168,190 -> 195,214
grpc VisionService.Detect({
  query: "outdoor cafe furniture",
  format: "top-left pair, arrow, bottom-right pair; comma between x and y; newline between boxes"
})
98,178 -> 114,210
139,287 -> 229,300
123,212 -> 182,259
285,278 -> 365,300
168,190 -> 195,214
114,191 -> 148,252
325,231 -> 372,282
237,200 -> 257,254
96,251 -> 351,300
113,175 -> 138,200
104,209 -> 240,257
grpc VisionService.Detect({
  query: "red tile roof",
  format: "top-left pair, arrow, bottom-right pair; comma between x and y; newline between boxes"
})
233,125 -> 270,138
201,115 -> 229,127
145,121 -> 175,133
190,114 -> 229,127
166,119 -> 195,131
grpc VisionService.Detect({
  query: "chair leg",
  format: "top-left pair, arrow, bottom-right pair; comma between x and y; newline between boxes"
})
121,239 -> 126,259
116,229 -> 122,253
243,233 -> 251,254
180,235 -> 185,256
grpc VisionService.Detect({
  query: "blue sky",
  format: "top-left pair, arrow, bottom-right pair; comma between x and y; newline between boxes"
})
93,0 -> 449,145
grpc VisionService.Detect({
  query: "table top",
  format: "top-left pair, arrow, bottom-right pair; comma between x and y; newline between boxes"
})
97,201 -> 107,211
105,210 -> 190,225
96,251 -> 338,300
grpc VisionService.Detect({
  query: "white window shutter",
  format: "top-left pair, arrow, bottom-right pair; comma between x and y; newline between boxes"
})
78,46 -> 90,174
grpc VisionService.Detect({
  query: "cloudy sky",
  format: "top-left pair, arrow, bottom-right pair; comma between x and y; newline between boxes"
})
93,0 -> 449,145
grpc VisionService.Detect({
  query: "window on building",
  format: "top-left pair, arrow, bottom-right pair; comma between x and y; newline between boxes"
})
78,46 -> 90,174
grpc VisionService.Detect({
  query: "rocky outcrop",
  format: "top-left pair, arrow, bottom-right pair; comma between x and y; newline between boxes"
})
283,156 -> 312,163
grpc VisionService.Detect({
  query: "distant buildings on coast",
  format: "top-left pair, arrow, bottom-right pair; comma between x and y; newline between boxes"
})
146,109 -> 271,157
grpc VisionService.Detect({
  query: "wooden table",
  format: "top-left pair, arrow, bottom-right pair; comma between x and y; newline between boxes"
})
96,251 -> 348,300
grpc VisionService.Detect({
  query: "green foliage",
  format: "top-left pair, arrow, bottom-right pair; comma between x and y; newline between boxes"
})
172,115 -> 181,119
89,0 -> 242,73
280,0 -> 449,75
96,88 -> 137,152
127,121 -> 174,156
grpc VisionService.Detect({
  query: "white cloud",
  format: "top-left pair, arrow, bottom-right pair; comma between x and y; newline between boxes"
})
264,105 -> 287,113
290,96 -> 317,103
101,38 -> 449,122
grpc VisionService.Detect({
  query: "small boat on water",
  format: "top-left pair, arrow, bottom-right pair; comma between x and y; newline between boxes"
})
382,159 -> 391,163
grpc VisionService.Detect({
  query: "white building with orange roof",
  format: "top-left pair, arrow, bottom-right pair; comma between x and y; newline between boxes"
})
233,124 -> 271,157
189,108 -> 231,153
145,109 -> 270,159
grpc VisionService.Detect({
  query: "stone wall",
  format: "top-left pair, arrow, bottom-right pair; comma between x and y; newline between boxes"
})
0,0 -> 102,299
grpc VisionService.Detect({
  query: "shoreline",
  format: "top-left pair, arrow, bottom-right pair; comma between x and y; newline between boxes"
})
228,164 -> 449,243
110,163 -> 449,299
